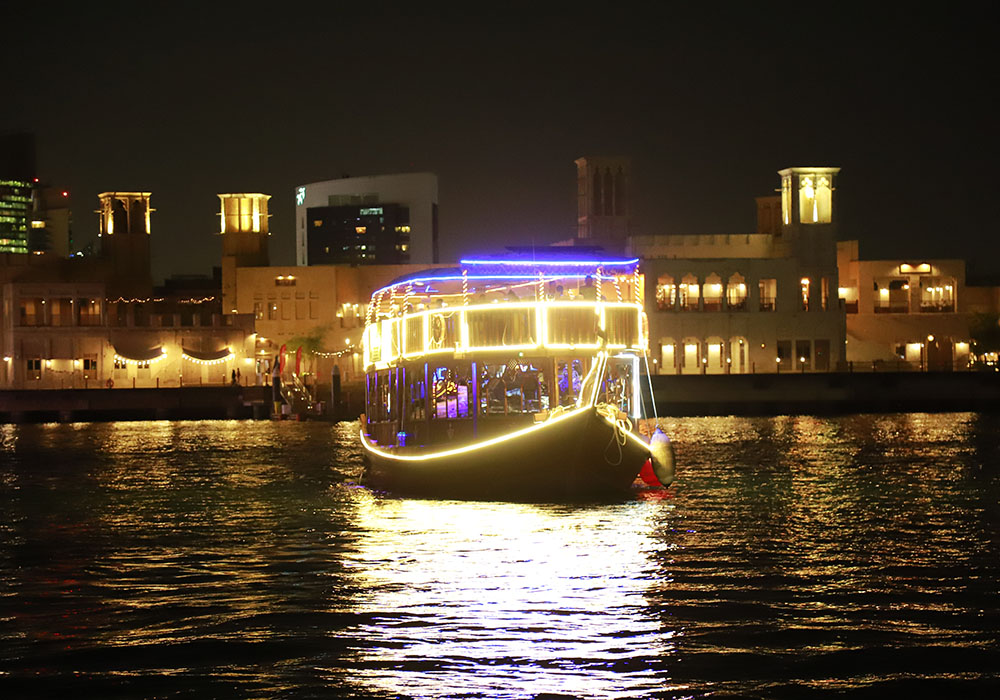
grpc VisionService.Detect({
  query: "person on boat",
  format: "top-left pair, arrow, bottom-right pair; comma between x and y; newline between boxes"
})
505,286 -> 519,302
581,276 -> 597,300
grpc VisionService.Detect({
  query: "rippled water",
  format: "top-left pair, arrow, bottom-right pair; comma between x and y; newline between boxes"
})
1,414 -> 998,698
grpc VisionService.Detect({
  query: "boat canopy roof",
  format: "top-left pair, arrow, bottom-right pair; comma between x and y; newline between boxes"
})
371,251 -> 640,304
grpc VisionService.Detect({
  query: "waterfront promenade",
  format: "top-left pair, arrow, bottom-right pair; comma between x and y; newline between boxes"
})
3,370 -> 999,424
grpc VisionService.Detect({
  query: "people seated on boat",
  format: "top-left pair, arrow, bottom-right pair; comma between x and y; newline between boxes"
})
520,372 -> 541,412
505,286 -> 519,302
580,276 -> 597,300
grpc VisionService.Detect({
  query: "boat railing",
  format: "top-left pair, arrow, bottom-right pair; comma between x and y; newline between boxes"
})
364,299 -> 644,369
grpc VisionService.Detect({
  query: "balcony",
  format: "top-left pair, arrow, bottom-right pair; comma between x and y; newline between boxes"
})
919,302 -> 955,313
874,303 -> 910,314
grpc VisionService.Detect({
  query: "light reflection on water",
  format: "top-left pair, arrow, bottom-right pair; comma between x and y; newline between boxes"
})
1,414 -> 998,698
338,496 -> 677,699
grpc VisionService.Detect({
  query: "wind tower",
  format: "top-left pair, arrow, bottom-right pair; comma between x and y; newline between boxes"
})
773,167 -> 842,328
575,156 -> 631,245
98,191 -> 153,297
218,193 -> 270,314
775,167 -> 840,267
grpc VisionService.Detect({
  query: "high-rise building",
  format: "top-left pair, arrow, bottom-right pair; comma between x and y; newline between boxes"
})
294,173 -> 438,266
0,133 -> 36,256
29,186 -> 73,257
305,202 -> 411,265
0,179 -> 31,255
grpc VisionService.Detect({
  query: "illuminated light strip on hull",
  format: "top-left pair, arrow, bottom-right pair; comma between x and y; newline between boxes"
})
361,404 -> 648,463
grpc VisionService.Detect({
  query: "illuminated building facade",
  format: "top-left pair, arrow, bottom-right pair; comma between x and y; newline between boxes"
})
837,242 -> 974,369
0,132 -> 34,255
98,191 -> 153,297
219,193 -> 271,315
294,173 -> 438,266
305,202 -> 411,265
0,277 -> 254,390
635,167 -> 847,374
0,179 -> 31,255
230,262 -> 448,384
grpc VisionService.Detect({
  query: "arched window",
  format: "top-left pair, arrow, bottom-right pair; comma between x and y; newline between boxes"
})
680,274 -> 700,311
703,273 -> 723,311
705,336 -> 726,374
798,176 -> 833,224
727,272 -> 747,310
681,337 -> 700,374
655,274 -> 676,311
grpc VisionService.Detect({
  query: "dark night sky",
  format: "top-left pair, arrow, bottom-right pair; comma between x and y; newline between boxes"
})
3,4 -> 996,283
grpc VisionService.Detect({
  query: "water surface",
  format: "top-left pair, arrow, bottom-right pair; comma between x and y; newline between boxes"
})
1,414 -> 998,697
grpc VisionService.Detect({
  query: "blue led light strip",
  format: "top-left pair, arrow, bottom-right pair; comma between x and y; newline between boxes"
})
460,258 -> 639,267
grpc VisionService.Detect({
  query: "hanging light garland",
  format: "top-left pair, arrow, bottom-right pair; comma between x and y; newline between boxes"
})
312,345 -> 358,358
114,350 -> 168,365
181,350 -> 235,365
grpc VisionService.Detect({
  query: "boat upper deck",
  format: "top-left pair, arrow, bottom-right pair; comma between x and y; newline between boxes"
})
362,256 -> 646,371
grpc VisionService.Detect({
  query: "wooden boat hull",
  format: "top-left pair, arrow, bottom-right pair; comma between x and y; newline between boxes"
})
361,406 -> 650,500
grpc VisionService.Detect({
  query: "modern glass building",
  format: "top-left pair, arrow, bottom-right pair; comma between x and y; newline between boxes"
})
0,178 -> 32,254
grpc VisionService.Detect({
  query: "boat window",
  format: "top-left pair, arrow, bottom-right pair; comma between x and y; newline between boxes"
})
406,366 -> 426,421
431,363 -> 472,419
479,359 -> 548,415
368,370 -> 392,422
428,312 -> 459,350
556,359 -> 585,407
598,357 -> 635,415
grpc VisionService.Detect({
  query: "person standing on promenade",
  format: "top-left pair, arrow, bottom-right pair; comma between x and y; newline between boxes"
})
271,356 -> 282,415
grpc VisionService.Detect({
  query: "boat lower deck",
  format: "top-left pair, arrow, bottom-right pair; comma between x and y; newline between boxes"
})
362,405 -> 651,500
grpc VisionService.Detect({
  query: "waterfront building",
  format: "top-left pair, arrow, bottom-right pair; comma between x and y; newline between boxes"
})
0,275 -> 254,389
294,173 -> 439,266
630,167 -> 846,374
229,262 -> 447,384
1,191 -> 255,390
837,241 -> 973,369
